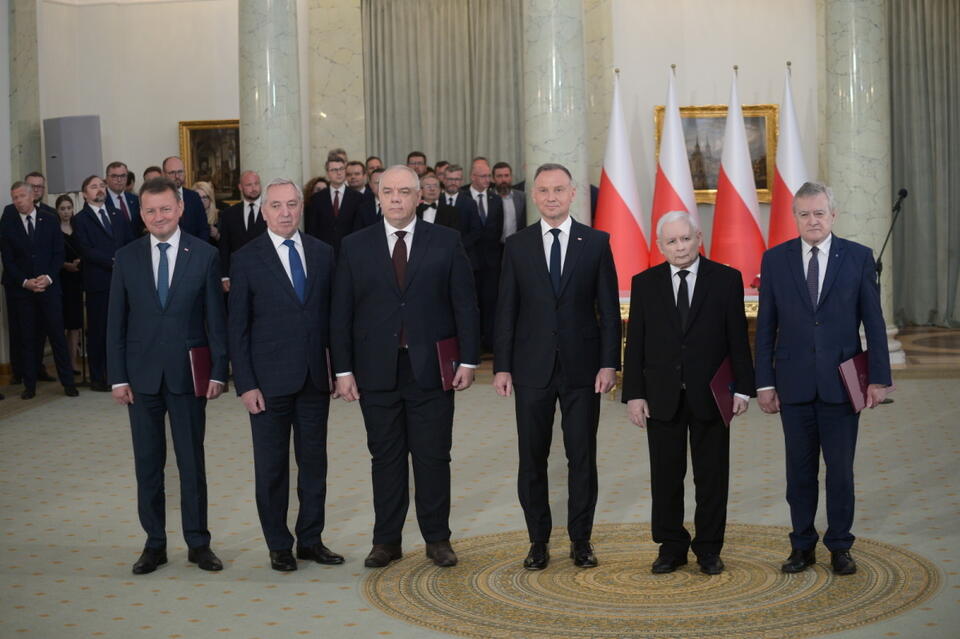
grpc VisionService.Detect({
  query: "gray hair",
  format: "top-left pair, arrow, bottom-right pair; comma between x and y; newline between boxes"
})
379,165 -> 421,196
264,178 -> 303,204
656,210 -> 699,238
792,181 -> 836,213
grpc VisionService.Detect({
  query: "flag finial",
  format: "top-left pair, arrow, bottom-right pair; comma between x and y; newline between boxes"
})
733,65 -> 739,74
614,67 -> 620,76
786,60 -> 792,75
671,63 -> 676,71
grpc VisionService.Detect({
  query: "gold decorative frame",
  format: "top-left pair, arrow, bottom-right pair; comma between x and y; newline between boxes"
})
178,119 -> 241,202
654,104 -> 778,204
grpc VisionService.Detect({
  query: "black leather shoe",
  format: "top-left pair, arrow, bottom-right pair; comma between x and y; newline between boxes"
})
697,554 -> 724,575
64,385 -> 79,397
296,542 -> 345,565
132,547 -> 167,575
89,381 -> 111,392
781,548 -> 816,573
831,550 -> 857,575
37,370 -> 55,382
523,542 -> 550,570
187,545 -> 223,571
364,544 -> 402,568
651,555 -> 687,574
570,540 -> 598,567
425,541 -> 458,567
269,549 -> 297,571
20,389 -> 35,400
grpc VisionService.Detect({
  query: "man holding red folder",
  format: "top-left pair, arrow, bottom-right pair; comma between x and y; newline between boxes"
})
331,165 -> 479,569
755,181 -> 891,575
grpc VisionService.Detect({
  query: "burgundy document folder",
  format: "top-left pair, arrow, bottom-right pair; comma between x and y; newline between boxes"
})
839,351 -> 895,413
188,346 -> 212,398
709,356 -> 736,426
436,337 -> 460,391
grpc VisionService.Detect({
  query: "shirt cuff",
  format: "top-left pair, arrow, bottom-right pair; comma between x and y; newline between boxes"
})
111,383 -> 129,389
335,372 -> 353,377
734,393 -> 750,401
757,386 -> 775,392
460,363 -> 477,369
210,379 -> 225,385
44,275 -> 53,285
221,277 -> 229,282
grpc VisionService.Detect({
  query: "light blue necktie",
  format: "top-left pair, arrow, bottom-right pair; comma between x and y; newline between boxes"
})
157,242 -> 170,307
283,239 -> 306,303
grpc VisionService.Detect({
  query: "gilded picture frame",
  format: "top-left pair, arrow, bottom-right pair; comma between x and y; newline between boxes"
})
178,119 -> 241,202
654,104 -> 778,204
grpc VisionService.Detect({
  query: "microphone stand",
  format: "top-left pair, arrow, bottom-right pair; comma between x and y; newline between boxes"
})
874,188 -> 907,405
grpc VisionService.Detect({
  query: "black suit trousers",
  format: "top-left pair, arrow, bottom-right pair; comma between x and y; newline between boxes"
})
514,356 -> 600,543
475,262 -> 500,351
85,290 -> 109,383
646,390 -> 729,558
7,288 -> 74,390
128,381 -> 210,550
250,378 -> 330,551
359,350 -> 454,545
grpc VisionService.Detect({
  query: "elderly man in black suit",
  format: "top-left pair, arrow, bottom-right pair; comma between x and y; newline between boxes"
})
218,170 -> 267,293
494,163 -> 620,570
107,177 -> 228,575
228,178 -> 343,572
416,174 -> 460,231
622,210 -> 755,575
332,165 -> 479,569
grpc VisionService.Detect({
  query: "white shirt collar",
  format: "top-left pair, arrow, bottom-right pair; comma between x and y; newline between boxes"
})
267,227 -> 301,248
243,196 -> 261,209
20,208 -> 38,220
800,233 -> 833,256
539,215 -> 573,237
150,227 -> 182,250
669,255 -> 701,277
109,189 -> 125,201
470,186 -> 487,200
384,215 -> 417,238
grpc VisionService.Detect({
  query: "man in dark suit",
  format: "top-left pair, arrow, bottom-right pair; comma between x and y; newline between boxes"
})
416,174 -> 460,231
461,157 -> 504,352
105,161 -> 142,233
345,160 -> 371,198
229,178 -> 343,572
492,161 -> 527,241
304,157 -> 365,255
756,181 -> 891,576
72,175 -> 135,391
162,156 -> 210,242
0,182 -> 79,399
622,210 -> 755,575
218,170 -> 266,293
355,167 -> 384,229
406,151 -> 428,177
107,177 -> 228,575
494,163 -> 620,570
24,172 -> 56,215
332,165 -> 480,569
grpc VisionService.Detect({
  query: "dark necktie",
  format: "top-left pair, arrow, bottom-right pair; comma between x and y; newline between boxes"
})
247,202 -> 256,231
448,195 -> 454,206
283,239 -> 306,303
118,195 -> 131,222
98,208 -> 113,237
26,215 -> 35,241
477,193 -> 487,225
333,190 -> 340,217
549,228 -> 562,295
157,242 -> 170,307
393,231 -> 408,347
806,245 -> 819,307
677,269 -> 690,329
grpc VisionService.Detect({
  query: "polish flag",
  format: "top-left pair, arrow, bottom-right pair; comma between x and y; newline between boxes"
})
650,68 -> 699,265
594,72 -> 648,295
710,71 -> 765,289
768,67 -> 808,247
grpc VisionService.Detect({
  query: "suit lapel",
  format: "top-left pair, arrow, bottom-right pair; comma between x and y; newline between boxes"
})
524,224 -> 554,293
139,237 -> 163,312
557,220 -> 586,297
659,263 -> 684,335
684,257 -> 712,332
166,234 -> 195,306
404,220 -> 432,290
262,234 -> 304,307
377,224 -> 402,297
303,237 -> 320,303
817,236 -> 846,308
786,239 -> 815,313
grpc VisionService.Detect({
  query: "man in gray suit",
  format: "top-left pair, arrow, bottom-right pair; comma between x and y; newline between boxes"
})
493,161 -> 527,242
107,177 -> 228,575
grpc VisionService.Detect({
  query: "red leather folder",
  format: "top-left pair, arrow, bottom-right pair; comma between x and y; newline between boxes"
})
436,337 -> 460,391
839,351 -> 895,413
326,348 -> 334,393
188,346 -> 212,398
709,355 -> 736,427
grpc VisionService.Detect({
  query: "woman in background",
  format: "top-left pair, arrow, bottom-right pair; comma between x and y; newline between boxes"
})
56,195 -> 83,374
303,176 -> 329,202
192,180 -> 220,245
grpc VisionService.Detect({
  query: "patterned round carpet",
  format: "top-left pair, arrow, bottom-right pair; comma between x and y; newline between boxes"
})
362,522 -> 941,638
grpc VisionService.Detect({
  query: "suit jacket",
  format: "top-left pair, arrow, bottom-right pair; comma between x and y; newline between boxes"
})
494,219 -> 621,389
218,201 -> 267,279
499,189 -> 527,239
72,203 -> 135,293
459,189 -> 503,270
754,236 -> 891,405
105,190 -> 142,235
229,232 -> 334,397
331,218 -> 480,392
416,201 -> 461,232
622,257 -> 755,422
0,205 -> 64,298
304,186 -> 364,254
106,232 -> 228,395
179,187 -> 211,242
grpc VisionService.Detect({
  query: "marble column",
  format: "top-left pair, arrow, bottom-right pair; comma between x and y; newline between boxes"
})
9,0 -> 42,183
522,0 -> 590,222
584,0 -> 613,187
822,0 -> 902,362
238,0 -> 303,184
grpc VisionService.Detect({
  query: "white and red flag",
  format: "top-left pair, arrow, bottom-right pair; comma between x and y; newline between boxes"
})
650,68 -> 699,265
768,66 -> 808,247
710,70 -> 765,289
594,72 -> 648,295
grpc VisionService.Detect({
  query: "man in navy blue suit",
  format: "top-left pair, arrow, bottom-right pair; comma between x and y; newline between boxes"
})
755,181 -> 891,576
105,161 -> 142,234
73,175 -> 135,391
162,156 -> 210,242
228,178 -> 343,572
1,182 -> 78,399
107,177 -> 227,575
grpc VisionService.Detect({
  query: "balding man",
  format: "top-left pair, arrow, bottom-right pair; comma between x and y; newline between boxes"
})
218,171 -> 267,292
162,156 -> 210,242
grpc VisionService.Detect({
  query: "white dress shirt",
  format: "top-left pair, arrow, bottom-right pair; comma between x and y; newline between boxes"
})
329,184 -> 346,206
267,228 -> 308,283
501,191 -> 518,241
150,227 -> 182,288
444,192 -> 458,207
243,197 -> 262,230
109,189 -> 126,211
91,202 -> 112,232
540,216 -> 573,271
800,233 -> 832,304
469,186 -> 488,215
421,201 -> 438,224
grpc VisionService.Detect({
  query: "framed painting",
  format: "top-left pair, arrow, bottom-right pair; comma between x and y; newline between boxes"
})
654,104 -> 778,204
178,119 -> 241,202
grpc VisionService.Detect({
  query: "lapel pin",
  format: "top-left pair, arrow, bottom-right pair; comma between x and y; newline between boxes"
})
576,236 -> 583,241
